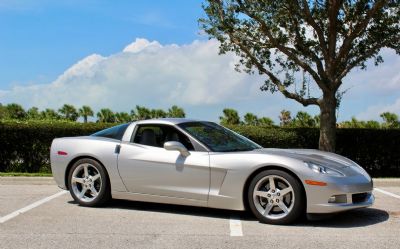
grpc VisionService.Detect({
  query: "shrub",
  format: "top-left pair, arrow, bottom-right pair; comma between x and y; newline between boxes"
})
0,120 -> 112,173
0,121 -> 399,177
228,125 -> 400,177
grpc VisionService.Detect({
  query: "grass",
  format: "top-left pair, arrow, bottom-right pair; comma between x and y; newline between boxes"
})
0,172 -> 52,177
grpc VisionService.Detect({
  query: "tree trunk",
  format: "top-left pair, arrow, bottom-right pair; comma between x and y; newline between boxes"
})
319,93 -> 337,152
84,116 -> 88,123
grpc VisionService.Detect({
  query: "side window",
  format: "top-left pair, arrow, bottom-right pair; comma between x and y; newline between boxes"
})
91,123 -> 129,140
133,125 -> 164,147
133,124 -> 194,151
163,126 -> 194,151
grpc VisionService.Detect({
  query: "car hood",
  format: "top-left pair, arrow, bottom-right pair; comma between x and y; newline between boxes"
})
248,148 -> 369,177
257,148 -> 353,168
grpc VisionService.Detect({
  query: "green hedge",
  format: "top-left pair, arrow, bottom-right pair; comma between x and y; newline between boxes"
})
228,125 -> 400,177
1,121 -> 399,177
0,121 -> 112,173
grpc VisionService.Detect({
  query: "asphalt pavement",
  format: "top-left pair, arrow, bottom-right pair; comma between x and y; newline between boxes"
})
0,177 -> 399,249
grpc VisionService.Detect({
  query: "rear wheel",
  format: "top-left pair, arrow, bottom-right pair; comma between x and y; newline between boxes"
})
68,158 -> 110,206
248,169 -> 305,224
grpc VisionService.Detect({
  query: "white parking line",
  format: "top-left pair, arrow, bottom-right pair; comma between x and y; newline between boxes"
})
374,188 -> 400,200
0,190 -> 68,224
229,215 -> 243,236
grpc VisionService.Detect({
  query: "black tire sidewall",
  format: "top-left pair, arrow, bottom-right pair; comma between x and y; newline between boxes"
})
247,169 -> 305,225
67,158 -> 110,207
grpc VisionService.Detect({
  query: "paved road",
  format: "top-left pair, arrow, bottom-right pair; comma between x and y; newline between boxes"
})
0,178 -> 399,249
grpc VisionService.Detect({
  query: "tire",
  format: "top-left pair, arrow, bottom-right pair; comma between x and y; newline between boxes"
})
247,169 -> 305,225
67,158 -> 111,207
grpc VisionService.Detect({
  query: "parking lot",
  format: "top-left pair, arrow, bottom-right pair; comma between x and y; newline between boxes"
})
0,177 -> 399,249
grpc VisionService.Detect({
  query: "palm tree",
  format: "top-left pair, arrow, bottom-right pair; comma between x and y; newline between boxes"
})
167,105 -> 185,118
5,103 -> 26,120
78,105 -> 94,123
293,111 -> 316,128
97,108 -> 115,123
115,112 -> 131,123
133,105 -> 151,120
258,117 -> 274,127
219,108 -> 240,125
244,112 -> 258,126
279,110 -> 292,127
41,108 -> 60,120
0,103 -> 6,119
151,109 -> 167,118
58,104 -> 78,121
27,107 -> 40,119
380,112 -> 400,128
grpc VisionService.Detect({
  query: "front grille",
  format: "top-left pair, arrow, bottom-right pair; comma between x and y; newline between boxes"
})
352,193 -> 369,204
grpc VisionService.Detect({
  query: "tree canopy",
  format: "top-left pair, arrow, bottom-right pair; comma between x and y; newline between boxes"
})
200,0 -> 400,151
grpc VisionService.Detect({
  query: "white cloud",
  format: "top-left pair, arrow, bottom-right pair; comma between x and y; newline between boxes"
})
122,38 -> 163,53
1,38 -> 398,123
0,38 -> 266,117
357,98 -> 400,120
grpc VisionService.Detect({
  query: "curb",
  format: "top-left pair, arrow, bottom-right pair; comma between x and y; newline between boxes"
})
0,176 -> 55,185
373,178 -> 400,187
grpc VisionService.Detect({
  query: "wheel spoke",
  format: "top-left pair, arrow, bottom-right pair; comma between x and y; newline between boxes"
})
278,202 -> 289,214
263,203 -> 274,216
72,177 -> 84,184
279,186 -> 293,196
255,190 -> 269,198
269,176 -> 276,190
78,187 -> 87,199
83,165 -> 89,177
90,187 -> 98,197
92,174 -> 100,181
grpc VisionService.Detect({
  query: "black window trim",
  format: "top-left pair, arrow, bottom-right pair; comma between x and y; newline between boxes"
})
129,123 -> 209,152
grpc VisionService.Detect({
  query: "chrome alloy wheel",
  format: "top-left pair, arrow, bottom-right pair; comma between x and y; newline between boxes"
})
252,175 -> 295,220
71,163 -> 102,202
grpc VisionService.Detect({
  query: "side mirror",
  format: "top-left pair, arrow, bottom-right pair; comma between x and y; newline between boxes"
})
164,141 -> 190,157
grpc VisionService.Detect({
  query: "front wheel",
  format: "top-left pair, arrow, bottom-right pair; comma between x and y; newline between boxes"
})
68,158 -> 110,206
248,169 -> 305,225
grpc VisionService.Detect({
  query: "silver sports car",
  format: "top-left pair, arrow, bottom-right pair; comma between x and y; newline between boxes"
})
51,118 -> 374,224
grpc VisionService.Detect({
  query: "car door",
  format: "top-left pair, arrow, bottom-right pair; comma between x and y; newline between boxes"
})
117,124 -> 210,201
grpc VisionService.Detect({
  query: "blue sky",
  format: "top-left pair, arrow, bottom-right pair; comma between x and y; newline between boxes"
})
0,0 -> 399,123
0,0 -> 204,87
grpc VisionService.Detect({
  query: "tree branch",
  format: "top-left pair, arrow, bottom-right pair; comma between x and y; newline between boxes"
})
211,0 -> 319,106
237,0 -> 329,93
297,0 -> 329,60
335,37 -> 397,90
327,0 -> 342,62
336,0 -> 389,66
230,35 -> 320,107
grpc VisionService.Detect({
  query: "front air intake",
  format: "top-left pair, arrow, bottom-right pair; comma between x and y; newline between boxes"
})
352,193 -> 369,204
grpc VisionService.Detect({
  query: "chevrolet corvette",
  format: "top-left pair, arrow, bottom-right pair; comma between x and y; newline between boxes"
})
50,118 -> 374,224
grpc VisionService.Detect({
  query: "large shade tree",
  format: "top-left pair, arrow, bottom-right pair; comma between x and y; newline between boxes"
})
200,0 -> 400,151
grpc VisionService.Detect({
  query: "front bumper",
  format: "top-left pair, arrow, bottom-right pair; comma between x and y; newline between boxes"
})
305,175 -> 374,214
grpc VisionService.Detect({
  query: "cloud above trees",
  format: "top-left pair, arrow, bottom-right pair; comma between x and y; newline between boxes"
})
0,38 -> 399,122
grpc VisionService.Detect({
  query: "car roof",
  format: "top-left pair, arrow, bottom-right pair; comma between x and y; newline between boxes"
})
133,118 -> 202,125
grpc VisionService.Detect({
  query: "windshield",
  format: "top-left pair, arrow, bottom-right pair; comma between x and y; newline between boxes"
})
178,122 -> 262,152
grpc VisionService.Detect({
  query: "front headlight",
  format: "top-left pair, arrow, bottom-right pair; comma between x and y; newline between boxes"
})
305,162 -> 344,177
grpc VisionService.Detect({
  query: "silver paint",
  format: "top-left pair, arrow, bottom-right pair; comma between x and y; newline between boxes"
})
50,118 -> 374,214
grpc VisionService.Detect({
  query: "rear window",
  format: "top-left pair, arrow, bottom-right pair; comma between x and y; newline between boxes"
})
91,123 -> 130,140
